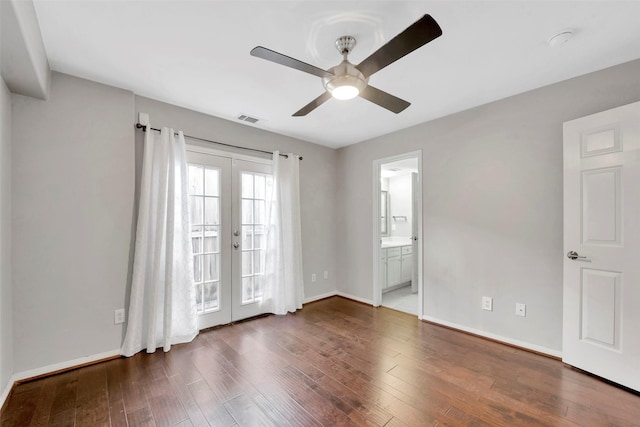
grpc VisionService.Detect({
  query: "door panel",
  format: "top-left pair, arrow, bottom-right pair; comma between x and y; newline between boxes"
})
582,167 -> 621,245
187,152 -> 231,329
580,268 -> 620,349
563,101 -> 640,391
231,159 -> 273,321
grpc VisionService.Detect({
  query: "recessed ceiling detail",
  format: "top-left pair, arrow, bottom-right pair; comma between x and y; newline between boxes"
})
548,30 -> 574,47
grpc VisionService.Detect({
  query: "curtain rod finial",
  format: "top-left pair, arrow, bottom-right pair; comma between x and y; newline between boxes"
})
136,123 -> 147,132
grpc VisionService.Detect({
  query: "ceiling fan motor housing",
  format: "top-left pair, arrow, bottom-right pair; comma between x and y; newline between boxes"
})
323,60 -> 368,99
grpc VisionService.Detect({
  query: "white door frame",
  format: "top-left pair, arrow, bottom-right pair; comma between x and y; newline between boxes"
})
372,150 -> 423,318
186,143 -> 273,329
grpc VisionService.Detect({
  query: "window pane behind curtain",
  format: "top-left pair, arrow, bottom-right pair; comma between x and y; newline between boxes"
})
240,172 -> 270,304
189,165 -> 221,314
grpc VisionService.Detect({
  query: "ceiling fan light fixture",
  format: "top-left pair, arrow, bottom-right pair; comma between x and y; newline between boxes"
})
323,60 -> 368,101
331,85 -> 360,100
326,75 -> 366,100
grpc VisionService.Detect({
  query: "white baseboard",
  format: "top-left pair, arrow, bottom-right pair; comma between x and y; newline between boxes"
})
1,349 -> 121,410
303,290 -> 375,307
0,373 -> 18,411
13,349 -> 121,383
336,291 -> 374,306
421,315 -> 562,359
303,291 -> 338,304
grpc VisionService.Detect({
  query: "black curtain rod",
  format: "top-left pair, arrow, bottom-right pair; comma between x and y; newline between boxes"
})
135,123 -> 302,160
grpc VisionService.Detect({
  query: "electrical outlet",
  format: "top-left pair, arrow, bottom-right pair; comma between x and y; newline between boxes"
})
516,303 -> 526,317
482,296 -> 493,311
311,273 -> 317,282
324,271 -> 329,280
114,308 -> 125,324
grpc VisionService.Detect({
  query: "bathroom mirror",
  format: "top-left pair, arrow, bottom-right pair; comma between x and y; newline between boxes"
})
381,191 -> 389,236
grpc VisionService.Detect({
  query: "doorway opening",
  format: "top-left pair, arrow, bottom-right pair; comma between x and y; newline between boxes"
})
373,151 -> 422,317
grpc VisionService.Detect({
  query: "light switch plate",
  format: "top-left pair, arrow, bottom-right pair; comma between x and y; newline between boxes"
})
482,296 -> 493,311
516,303 -> 526,317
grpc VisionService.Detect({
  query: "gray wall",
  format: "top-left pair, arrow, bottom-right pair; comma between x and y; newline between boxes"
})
8,72 -> 337,374
11,72 -> 134,372
0,0 -> 50,100
135,96 -> 338,300
0,77 -> 13,394
336,59 -> 640,352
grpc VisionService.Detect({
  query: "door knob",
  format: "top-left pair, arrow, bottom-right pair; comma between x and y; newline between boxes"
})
233,243 -> 240,249
233,230 -> 240,237
567,250 -> 587,260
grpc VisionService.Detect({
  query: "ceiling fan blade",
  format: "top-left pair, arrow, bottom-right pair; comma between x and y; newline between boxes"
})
356,14 -> 442,78
292,92 -> 332,116
359,85 -> 410,114
251,46 -> 332,78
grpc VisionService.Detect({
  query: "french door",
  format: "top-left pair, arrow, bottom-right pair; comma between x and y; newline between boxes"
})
186,150 -> 273,329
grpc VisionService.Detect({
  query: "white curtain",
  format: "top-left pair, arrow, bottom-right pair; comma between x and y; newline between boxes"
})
121,126 -> 198,357
263,151 -> 304,315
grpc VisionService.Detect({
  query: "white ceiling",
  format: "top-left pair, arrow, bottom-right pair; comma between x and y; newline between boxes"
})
33,1 -> 640,149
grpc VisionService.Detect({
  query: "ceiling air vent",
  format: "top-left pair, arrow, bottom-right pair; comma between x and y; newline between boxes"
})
237,114 -> 259,124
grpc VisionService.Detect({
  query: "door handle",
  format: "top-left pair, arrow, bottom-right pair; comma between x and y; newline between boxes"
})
233,243 -> 240,249
567,250 -> 587,260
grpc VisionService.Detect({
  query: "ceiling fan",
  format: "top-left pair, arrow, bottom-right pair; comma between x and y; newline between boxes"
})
250,14 -> 442,117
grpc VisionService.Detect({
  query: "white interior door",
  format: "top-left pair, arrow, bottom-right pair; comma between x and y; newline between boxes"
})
563,101 -> 640,391
187,151 -> 272,329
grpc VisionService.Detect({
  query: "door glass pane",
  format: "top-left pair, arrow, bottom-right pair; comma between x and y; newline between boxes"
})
203,282 -> 219,311
240,171 -> 271,305
195,283 -> 203,308
204,168 -> 219,197
189,165 -> 203,195
189,163 -> 222,315
204,197 -> 219,225
254,225 -> 266,250
203,254 -> 214,281
255,200 -> 266,225
242,225 -> 253,250
254,251 -> 263,275
254,174 -> 266,199
193,255 -> 202,283
190,196 -> 203,225
242,200 -> 254,224
243,277 -> 254,302
242,173 -> 254,198
204,226 -> 219,253
192,236 -> 202,254
254,275 -> 264,299
242,251 -> 253,276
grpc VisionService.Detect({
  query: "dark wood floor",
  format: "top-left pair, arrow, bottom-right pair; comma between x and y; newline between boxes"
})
2,296 -> 640,426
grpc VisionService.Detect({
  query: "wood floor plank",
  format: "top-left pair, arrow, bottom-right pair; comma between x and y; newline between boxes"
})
3,297 -> 640,426
127,406 -> 157,427
223,394 -> 276,427
108,398 -> 128,427
251,383 -> 322,427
